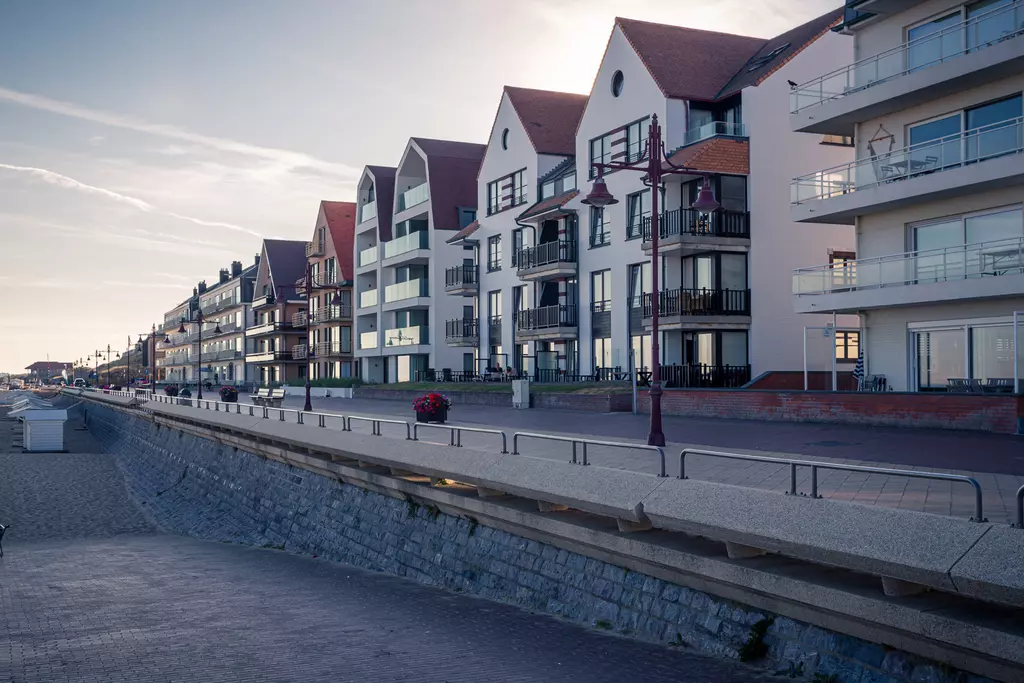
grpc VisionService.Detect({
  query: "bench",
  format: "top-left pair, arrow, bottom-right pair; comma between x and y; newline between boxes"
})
249,388 -> 285,407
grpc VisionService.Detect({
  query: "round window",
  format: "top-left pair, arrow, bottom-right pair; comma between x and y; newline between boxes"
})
611,70 -> 624,97
501,128 -> 510,150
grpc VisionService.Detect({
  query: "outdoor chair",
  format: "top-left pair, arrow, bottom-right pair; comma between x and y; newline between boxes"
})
947,378 -> 970,393
984,378 -> 1015,394
967,378 -> 986,395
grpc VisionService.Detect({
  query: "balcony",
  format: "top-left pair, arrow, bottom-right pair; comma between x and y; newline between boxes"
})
445,318 -> 479,347
206,349 -> 243,362
359,200 -> 377,224
682,121 -> 746,147
245,321 -> 295,337
791,1 -> 1024,135
516,241 -> 577,281
312,305 -> 352,323
292,344 -> 307,360
793,236 -> 1024,314
383,278 -> 429,308
382,230 -> 429,263
305,239 -> 324,258
202,321 -> 240,338
397,182 -> 429,212
315,340 -> 353,357
514,305 -> 578,341
792,117 -> 1024,224
358,245 -> 378,268
252,293 -> 276,309
359,330 -> 378,350
292,311 -> 308,328
641,208 -> 750,254
445,264 -> 478,296
383,325 -> 429,353
359,289 -> 379,309
641,288 -> 751,330
245,349 -> 297,364
201,295 -> 237,315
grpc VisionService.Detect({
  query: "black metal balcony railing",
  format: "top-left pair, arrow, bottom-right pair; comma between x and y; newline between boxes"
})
641,288 -> 750,317
445,318 -> 479,339
641,208 -> 751,241
516,241 -> 576,271
445,264 -> 478,287
515,304 -> 578,331
248,350 -> 294,362
660,364 -> 751,389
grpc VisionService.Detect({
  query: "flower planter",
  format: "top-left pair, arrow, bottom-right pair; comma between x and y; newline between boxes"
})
220,388 -> 239,403
416,407 -> 447,424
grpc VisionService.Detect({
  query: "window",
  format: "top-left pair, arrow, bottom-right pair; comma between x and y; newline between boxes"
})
487,169 -> 528,214
747,43 -> 789,71
835,331 -> 860,362
562,171 -> 576,191
487,235 -> 502,272
590,207 -> 610,247
829,250 -> 856,289
912,206 -> 1022,281
591,269 -> 611,312
501,128 -> 509,150
625,118 -> 648,162
488,290 -> 503,326
541,180 -> 556,199
593,338 -> 612,371
611,70 -> 624,97
512,228 -> 525,267
626,190 -> 650,239
589,118 -> 650,177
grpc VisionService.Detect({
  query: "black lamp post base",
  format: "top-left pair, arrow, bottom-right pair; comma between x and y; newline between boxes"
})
647,382 -> 666,447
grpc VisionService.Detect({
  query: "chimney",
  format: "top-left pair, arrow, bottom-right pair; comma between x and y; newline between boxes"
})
255,254 -> 261,267
231,260 -> 242,277
198,280 -> 207,294
193,287 -> 198,297
219,268 -> 230,284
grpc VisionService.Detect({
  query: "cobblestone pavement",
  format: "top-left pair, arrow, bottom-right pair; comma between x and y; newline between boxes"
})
279,396 -> 1024,524
1,535 -> 778,683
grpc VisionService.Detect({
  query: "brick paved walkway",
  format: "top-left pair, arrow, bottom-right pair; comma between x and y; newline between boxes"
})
285,396 -> 1024,524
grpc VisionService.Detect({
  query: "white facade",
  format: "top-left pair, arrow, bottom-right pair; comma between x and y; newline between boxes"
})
790,0 -> 1024,392
452,17 -> 857,387
157,297 -> 199,384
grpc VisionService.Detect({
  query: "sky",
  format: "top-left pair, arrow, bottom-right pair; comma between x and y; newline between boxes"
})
0,0 -> 837,373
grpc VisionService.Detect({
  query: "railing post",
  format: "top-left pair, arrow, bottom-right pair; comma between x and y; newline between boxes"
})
811,466 -> 820,498
581,441 -> 588,466
789,463 -> 798,495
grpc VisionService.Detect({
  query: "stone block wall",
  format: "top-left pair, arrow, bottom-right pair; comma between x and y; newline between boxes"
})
83,402 -> 996,683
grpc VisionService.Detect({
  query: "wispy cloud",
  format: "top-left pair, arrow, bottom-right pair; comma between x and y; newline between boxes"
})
101,280 -> 187,289
0,85 -> 362,178
0,162 -> 262,237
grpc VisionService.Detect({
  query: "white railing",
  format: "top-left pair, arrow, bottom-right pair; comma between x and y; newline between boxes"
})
683,121 -> 745,147
359,200 -> 377,224
383,325 -> 427,347
792,116 -> 1024,203
397,182 -> 429,212
359,289 -> 378,308
793,237 -> 1024,296
359,330 -> 378,350
358,245 -> 378,267
791,0 -> 1024,113
384,278 -> 428,303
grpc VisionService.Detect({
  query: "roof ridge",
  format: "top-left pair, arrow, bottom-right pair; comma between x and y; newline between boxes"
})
615,15 -> 768,42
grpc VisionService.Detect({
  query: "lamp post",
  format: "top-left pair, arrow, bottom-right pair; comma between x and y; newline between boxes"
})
179,311 -> 221,400
300,262 -> 347,412
582,113 -> 719,447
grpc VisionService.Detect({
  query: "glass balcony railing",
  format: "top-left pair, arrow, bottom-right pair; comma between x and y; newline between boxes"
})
359,331 -> 378,350
359,289 -> 378,308
682,121 -> 746,146
358,245 -> 378,267
791,0 -> 1024,113
383,230 -> 429,259
397,182 -> 429,212
384,278 -> 429,303
792,116 -> 1024,203
359,200 -> 377,223
793,237 -> 1024,296
383,325 -> 428,347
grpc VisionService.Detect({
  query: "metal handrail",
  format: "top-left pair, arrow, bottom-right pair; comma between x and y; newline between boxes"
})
413,422 -> 507,453
1015,485 -> 1024,528
513,431 -> 666,478
344,415 -> 411,439
678,448 -> 986,522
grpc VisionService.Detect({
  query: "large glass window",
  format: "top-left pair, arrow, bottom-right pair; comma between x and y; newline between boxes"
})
590,207 -> 609,247
916,329 -> 968,390
591,269 -> 611,311
966,94 -> 1022,161
593,337 -> 612,371
719,176 -> 747,213
907,12 -> 963,72
971,325 -> 1015,382
487,235 -> 502,272
626,190 -> 650,238
721,331 -> 748,367
912,206 -> 1023,281
625,118 -> 650,162
487,169 -> 527,214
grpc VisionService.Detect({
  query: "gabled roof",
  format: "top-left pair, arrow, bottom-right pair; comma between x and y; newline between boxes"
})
364,165 -> 396,241
262,239 -> 307,300
446,220 -> 480,244
410,138 -> 486,232
321,200 -> 356,282
517,190 -> 579,223
613,9 -> 843,103
664,138 -> 749,176
504,87 -> 587,156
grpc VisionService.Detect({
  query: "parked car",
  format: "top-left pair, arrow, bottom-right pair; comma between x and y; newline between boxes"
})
73,378 -> 86,388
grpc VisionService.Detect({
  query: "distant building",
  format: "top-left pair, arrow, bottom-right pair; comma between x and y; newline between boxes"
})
24,361 -> 73,382
247,239 -> 309,386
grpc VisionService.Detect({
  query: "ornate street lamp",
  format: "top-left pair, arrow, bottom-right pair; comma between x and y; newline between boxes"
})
583,113 -> 719,447
178,311 -> 218,399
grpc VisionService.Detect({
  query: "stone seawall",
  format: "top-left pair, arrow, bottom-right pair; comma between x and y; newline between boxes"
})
84,402 -> 999,683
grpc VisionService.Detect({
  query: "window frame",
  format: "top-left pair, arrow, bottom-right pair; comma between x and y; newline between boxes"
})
626,189 -> 651,239
487,168 -> 528,216
487,235 -> 503,272
834,330 -> 860,362
589,207 -> 610,248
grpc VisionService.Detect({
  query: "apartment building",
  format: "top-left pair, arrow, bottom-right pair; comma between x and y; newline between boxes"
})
296,201 -> 357,380
447,13 -> 856,386
354,139 -> 484,383
790,0 -> 1024,392
246,239 -> 308,386
197,259 -> 258,386
156,291 -> 199,385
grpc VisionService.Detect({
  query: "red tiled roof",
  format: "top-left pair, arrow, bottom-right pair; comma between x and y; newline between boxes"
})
504,87 -> 587,156
616,17 -> 766,102
321,200 -> 356,282
665,138 -> 749,175
364,166 -> 396,241
411,138 -> 486,232
516,190 -> 579,222
446,220 -> 480,244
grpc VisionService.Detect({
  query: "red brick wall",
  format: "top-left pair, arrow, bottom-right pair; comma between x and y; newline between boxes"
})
748,371 -> 857,392
637,390 -> 1024,434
